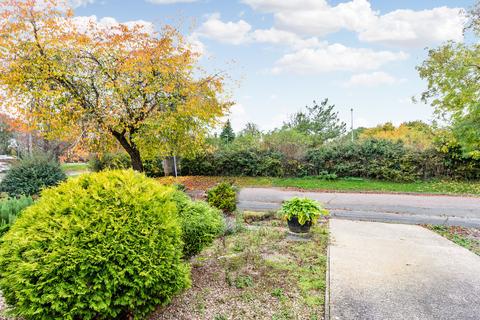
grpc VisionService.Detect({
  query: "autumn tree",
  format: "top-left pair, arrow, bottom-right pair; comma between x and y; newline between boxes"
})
359,121 -> 435,150
0,0 -> 229,171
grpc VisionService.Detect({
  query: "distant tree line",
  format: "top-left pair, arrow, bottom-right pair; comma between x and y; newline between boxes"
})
181,100 -> 480,181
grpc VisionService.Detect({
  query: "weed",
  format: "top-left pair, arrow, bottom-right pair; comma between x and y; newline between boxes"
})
234,275 -> 254,289
271,288 -> 285,299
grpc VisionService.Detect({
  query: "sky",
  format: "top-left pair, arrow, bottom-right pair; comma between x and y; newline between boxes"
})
73,0 -> 474,132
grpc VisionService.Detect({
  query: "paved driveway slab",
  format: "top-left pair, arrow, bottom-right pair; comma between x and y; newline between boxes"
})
328,219 -> 480,320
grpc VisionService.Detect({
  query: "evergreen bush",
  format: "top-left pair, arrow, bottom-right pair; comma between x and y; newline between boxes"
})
207,182 -> 237,213
0,153 -> 66,197
0,170 -> 190,319
173,192 -> 225,257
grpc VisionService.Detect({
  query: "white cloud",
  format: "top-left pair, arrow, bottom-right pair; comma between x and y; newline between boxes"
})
358,7 -> 465,46
242,0 -> 325,13
251,28 -> 324,49
70,0 -> 95,8
195,14 -> 252,45
262,108 -> 290,131
243,0 -> 465,47
72,16 -> 155,35
227,103 -> 250,131
343,72 -> 406,88
275,0 -> 375,37
186,33 -> 206,56
272,44 -> 408,75
146,0 -> 197,4
195,15 -> 324,49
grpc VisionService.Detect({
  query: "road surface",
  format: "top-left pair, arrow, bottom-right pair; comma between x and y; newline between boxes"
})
238,188 -> 480,227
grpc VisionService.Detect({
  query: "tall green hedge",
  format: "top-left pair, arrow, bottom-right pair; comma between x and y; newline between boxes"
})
180,139 -> 480,181
0,170 -> 190,319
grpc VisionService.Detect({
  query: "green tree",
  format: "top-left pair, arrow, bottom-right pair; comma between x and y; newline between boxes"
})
417,4 -> 480,157
286,99 -> 346,145
220,120 -> 235,144
240,122 -> 261,137
262,128 -> 311,160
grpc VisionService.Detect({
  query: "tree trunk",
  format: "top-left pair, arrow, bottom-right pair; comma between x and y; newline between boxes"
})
110,130 -> 144,172
128,147 -> 143,172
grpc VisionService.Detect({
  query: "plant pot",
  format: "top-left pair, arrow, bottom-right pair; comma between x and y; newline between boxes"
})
287,216 -> 312,233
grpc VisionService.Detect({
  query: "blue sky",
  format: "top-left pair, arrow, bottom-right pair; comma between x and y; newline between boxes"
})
75,0 -> 473,131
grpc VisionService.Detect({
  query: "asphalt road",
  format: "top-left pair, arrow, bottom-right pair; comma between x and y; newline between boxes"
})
237,188 -> 480,227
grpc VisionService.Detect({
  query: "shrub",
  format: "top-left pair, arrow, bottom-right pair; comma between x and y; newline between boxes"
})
0,154 -> 67,197
88,152 -> 131,172
89,153 -> 164,177
0,170 -> 190,319
306,139 -> 420,181
173,192 -> 225,258
207,182 -> 237,213
281,197 -> 329,225
316,171 -> 338,180
143,157 -> 165,177
0,196 -> 34,236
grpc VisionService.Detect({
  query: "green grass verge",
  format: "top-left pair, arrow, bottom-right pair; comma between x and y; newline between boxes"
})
427,225 -> 480,256
61,163 -> 89,172
232,177 -> 480,196
159,176 -> 480,196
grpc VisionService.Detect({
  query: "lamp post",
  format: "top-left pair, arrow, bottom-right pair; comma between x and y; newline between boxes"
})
350,108 -> 354,143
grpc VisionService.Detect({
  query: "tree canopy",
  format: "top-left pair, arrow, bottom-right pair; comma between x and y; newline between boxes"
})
359,121 -> 434,150
219,120 -> 235,144
285,99 -> 346,145
0,0 -> 230,170
417,3 -> 480,158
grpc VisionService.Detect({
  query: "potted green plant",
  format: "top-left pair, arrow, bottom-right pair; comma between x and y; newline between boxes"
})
281,197 -> 329,233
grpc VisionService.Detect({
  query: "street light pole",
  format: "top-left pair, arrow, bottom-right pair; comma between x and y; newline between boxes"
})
350,108 -> 354,143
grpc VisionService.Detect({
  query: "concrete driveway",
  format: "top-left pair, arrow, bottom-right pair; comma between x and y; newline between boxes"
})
328,219 -> 480,320
238,188 -> 480,227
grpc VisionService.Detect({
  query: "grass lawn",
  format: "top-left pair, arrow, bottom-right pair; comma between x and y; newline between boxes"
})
150,215 -> 329,320
427,225 -> 480,256
158,176 -> 480,196
61,162 -> 89,172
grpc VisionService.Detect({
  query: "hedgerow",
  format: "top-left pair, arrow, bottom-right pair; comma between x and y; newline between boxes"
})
180,139 -> 480,181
